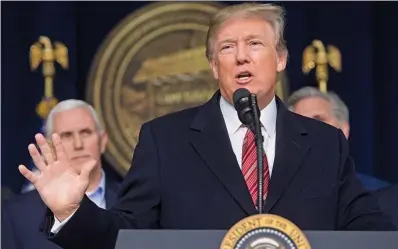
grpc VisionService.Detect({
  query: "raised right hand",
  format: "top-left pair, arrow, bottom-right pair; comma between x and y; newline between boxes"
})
18,133 -> 97,221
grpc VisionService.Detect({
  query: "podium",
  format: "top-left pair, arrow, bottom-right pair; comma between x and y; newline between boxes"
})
115,230 -> 398,249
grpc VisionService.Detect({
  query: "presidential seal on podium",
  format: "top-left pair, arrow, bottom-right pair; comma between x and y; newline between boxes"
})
220,214 -> 311,249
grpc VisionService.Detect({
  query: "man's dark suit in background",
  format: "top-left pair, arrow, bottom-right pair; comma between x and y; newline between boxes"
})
1,177 -> 120,249
1,187 -> 14,203
43,92 -> 395,249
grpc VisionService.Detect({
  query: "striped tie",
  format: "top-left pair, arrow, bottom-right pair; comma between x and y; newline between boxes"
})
242,128 -> 270,208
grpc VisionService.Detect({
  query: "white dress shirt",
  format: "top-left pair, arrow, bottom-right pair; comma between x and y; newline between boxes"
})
219,95 -> 277,176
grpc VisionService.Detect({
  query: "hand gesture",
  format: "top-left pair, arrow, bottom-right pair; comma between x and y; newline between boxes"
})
18,133 -> 97,221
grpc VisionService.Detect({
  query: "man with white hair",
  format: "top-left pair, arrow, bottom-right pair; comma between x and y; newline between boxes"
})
2,99 -> 120,249
287,86 -> 350,138
287,86 -> 391,191
18,3 -> 395,249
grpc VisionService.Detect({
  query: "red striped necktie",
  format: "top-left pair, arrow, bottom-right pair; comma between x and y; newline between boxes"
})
241,128 -> 270,208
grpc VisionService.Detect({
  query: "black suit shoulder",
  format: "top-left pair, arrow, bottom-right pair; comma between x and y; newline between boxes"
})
283,110 -> 348,155
143,94 -> 343,141
136,104 -> 203,149
292,110 -> 349,150
290,111 -> 344,137
145,104 -> 201,130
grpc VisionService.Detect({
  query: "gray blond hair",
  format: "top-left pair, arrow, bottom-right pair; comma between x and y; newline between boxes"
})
287,86 -> 349,122
205,3 -> 288,60
44,99 -> 103,138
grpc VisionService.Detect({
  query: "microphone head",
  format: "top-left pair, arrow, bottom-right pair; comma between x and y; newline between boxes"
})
232,88 -> 253,126
233,88 -> 250,109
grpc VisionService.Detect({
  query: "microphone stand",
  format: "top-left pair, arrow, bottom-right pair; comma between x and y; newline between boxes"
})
249,94 -> 264,214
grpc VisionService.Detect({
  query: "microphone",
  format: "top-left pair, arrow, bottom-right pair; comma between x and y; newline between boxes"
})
233,88 -> 264,213
233,88 -> 256,133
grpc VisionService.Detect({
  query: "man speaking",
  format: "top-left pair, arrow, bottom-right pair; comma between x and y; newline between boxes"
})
19,3 -> 395,249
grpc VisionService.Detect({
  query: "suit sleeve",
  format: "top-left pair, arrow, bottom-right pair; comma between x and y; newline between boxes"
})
1,202 -> 21,249
336,130 -> 396,230
44,122 -> 162,249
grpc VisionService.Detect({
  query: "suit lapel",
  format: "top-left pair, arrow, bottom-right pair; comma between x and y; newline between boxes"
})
104,177 -> 120,209
188,93 -> 311,215
189,91 -> 257,215
264,99 -> 311,213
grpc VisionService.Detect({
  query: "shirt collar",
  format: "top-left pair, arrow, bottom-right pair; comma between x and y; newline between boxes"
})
85,169 -> 106,198
220,94 -> 277,138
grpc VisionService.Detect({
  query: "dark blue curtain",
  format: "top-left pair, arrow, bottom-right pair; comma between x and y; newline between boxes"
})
2,2 -> 78,193
2,1 -> 398,194
372,3 -> 398,183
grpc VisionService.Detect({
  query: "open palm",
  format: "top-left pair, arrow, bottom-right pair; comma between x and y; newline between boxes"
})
19,133 -> 96,221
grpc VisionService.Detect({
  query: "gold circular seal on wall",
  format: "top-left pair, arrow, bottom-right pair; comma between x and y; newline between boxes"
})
86,2 -> 290,175
220,214 -> 311,249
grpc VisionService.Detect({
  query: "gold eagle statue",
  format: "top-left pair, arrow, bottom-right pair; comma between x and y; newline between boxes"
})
30,36 -> 68,72
302,39 -> 341,92
29,36 -> 69,119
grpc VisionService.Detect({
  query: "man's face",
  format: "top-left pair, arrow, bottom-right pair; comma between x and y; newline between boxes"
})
51,107 -> 108,172
209,17 -> 287,109
293,96 -> 350,138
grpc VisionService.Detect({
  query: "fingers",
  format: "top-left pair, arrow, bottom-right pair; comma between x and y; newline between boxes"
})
35,134 -> 55,165
52,133 -> 68,162
28,143 -> 47,171
18,165 -> 38,185
79,159 -> 97,180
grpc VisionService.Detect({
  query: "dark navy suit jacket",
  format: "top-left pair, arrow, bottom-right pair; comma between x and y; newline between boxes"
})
42,91 -> 395,249
1,176 -> 120,249
375,184 -> 398,228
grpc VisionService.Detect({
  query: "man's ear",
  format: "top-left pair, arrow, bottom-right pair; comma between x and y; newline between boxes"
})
276,50 -> 288,72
